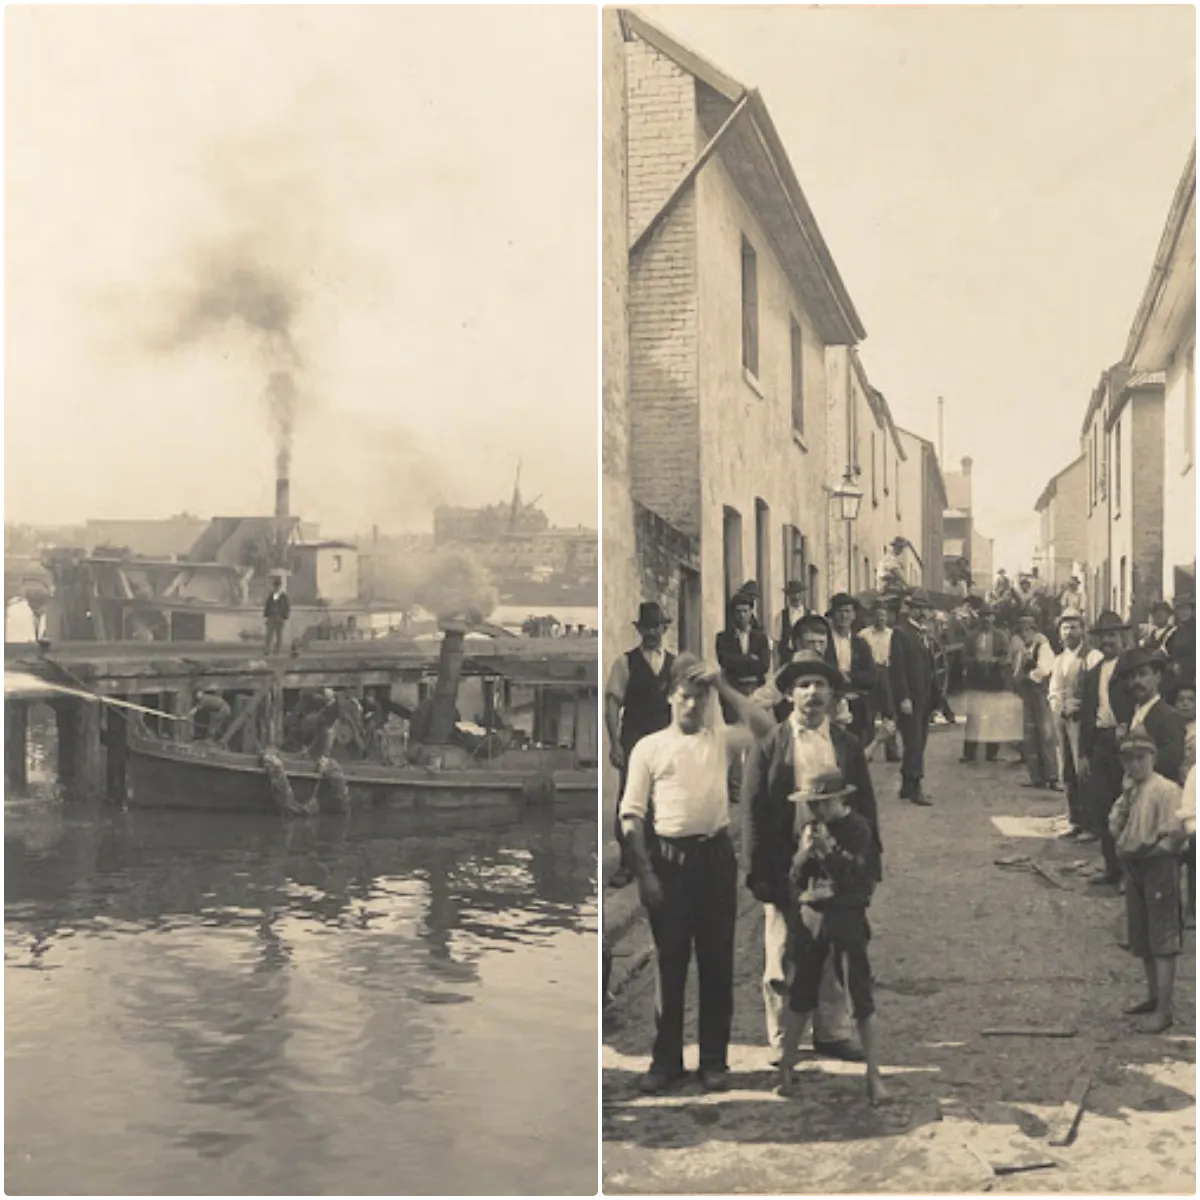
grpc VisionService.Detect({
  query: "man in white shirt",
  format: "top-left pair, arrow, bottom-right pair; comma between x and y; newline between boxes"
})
1048,609 -> 1102,840
1012,614 -> 1060,790
620,655 -> 773,1095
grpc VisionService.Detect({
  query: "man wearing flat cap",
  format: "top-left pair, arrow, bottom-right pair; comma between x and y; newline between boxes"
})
606,602 -> 677,887
619,654 -> 774,1095
744,650 -> 881,1066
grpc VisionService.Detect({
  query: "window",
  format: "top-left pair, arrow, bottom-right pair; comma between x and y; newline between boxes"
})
807,563 -> 820,612
331,554 -> 343,572
882,435 -> 889,495
755,499 -> 771,632
741,237 -> 758,378
1113,419 -> 1121,513
871,432 -> 878,506
790,319 -> 804,436
722,506 -> 744,614
1119,555 -> 1127,616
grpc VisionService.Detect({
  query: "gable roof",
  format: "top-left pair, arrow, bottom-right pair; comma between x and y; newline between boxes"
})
621,9 -> 866,346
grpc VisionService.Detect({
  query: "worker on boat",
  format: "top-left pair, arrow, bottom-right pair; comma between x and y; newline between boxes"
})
188,686 -> 231,742
263,577 -> 291,656
307,688 -> 342,760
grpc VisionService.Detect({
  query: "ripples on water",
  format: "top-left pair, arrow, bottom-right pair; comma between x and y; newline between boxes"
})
5,740 -> 598,1196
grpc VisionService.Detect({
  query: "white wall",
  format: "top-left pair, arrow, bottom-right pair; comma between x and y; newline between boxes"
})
1163,338 -> 1197,597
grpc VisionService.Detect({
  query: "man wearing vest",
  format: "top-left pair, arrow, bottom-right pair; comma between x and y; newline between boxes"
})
263,576 -> 291,656
860,596 -> 902,762
606,602 -> 676,889
1078,610 -> 1136,886
889,589 -> 935,806
777,580 -> 811,668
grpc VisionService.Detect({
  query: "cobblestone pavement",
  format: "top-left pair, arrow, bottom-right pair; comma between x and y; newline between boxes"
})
603,723 -> 1196,1194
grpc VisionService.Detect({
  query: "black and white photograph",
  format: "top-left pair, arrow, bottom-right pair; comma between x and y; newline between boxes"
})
602,5 -> 1197,1193
5,6 -> 598,1195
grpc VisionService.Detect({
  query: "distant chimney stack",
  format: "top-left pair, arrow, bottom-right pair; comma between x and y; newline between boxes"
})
275,476 -> 290,520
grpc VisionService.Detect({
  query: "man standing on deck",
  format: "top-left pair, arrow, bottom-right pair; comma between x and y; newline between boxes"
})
264,577 -> 291,656
606,602 -> 676,889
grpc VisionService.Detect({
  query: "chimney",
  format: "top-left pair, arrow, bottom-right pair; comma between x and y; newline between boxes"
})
961,456 -> 973,476
275,476 -> 290,520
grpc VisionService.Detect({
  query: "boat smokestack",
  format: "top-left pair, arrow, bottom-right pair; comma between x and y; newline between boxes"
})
427,619 -> 468,744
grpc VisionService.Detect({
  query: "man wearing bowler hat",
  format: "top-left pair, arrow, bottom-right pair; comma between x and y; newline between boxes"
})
826,592 -> 878,745
1142,599 -> 1174,654
889,589 -> 935,805
1078,610 -> 1136,885
777,579 -> 812,668
605,602 -> 677,888
744,649 -> 881,1066
1116,644 -> 1187,785
1165,593 -> 1196,680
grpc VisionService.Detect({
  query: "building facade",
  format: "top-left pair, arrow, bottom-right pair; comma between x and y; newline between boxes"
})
1033,456 -> 1087,590
621,10 -> 866,652
895,428 -> 948,592
1124,144 -> 1196,602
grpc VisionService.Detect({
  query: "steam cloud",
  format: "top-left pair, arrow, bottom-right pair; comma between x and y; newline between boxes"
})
153,245 -> 306,478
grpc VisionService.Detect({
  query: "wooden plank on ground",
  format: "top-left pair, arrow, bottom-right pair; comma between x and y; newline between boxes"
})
981,1027 -> 1077,1038
1046,1071 -> 1091,1147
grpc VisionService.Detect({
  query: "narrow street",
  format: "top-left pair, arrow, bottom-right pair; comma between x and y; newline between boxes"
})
603,722 -> 1196,1194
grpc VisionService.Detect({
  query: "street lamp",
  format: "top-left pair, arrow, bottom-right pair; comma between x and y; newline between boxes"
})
831,470 -> 864,523
830,469 -> 864,591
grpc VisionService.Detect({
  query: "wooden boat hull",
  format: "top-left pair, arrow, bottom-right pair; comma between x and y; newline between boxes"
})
125,736 -> 597,816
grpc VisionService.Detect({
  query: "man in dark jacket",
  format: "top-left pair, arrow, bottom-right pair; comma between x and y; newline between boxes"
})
744,650 -> 880,1065
826,593 -> 878,745
1078,610 -> 1135,885
605,601 -> 676,887
1116,645 -> 1187,785
889,590 -> 935,805
776,580 -> 812,668
263,577 -> 291,655
715,589 -> 772,699
1165,593 -> 1196,683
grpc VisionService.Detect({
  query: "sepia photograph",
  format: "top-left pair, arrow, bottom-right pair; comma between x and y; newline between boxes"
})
5,6 -> 598,1195
602,4 -> 1196,1193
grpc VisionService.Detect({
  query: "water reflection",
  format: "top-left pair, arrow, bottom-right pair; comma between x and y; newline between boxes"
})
6,799 -> 597,1195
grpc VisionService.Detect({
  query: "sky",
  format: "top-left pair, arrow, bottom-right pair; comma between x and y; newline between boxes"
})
5,6 -> 598,536
642,4 -> 1195,576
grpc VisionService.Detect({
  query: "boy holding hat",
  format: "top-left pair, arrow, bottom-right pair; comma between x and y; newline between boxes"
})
1108,730 -> 1186,1033
776,767 -> 886,1104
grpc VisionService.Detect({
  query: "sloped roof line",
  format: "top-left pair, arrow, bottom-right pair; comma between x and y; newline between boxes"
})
620,8 -> 866,344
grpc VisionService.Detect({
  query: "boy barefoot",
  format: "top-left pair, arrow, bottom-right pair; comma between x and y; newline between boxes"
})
777,769 -> 886,1104
1109,731 -> 1186,1033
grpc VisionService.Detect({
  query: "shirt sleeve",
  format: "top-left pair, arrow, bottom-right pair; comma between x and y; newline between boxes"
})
619,735 -> 655,822
1031,639 -> 1055,683
605,654 -> 630,703
1048,656 -> 1065,713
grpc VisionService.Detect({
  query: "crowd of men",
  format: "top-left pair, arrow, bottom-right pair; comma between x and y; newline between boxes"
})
604,574 -> 1197,1098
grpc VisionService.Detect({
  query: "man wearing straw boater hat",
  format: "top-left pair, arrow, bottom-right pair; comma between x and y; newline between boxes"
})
605,602 -> 676,888
744,649 -> 881,1067
619,654 -> 774,1095
1078,610 -> 1136,885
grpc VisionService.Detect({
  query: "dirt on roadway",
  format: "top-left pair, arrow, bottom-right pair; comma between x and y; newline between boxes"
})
603,722 -> 1196,1194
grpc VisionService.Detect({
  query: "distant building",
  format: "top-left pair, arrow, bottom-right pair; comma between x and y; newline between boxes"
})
1123,143 -> 1196,603
289,541 -> 360,605
1081,365 -> 1127,616
942,457 -> 976,589
895,428 -> 948,593
1033,456 -> 1087,591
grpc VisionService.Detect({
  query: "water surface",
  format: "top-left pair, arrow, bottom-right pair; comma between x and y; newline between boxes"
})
5,786 -> 597,1196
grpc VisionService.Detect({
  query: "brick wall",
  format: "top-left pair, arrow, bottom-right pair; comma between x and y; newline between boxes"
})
626,36 -> 701,534
634,501 -> 700,653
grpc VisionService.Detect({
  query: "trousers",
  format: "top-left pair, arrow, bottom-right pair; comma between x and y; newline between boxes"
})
264,617 -> 287,655
762,902 -> 853,1049
896,707 -> 929,793
647,830 -> 738,1074
1056,715 -> 1085,826
1084,728 -> 1124,878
